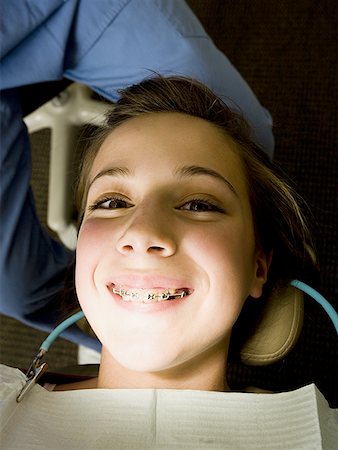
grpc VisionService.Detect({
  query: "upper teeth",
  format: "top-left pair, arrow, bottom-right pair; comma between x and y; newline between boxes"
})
112,287 -> 187,303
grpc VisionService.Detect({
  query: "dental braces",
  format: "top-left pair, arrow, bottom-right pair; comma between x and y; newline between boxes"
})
112,288 -> 187,301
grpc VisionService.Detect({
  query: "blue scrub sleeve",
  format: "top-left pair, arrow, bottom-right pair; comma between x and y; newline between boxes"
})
0,0 -> 274,347
1,0 -> 274,156
0,89 -> 100,350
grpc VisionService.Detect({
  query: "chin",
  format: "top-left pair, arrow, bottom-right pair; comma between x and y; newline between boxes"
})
107,345 -> 183,374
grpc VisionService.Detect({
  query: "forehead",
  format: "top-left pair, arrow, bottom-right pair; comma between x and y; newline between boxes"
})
90,113 -> 245,182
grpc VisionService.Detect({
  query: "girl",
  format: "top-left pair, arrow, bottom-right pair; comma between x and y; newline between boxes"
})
1,76 -> 336,449
52,75 -> 315,391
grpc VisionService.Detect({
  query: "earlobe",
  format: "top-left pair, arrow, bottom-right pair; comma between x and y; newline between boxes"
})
250,250 -> 273,298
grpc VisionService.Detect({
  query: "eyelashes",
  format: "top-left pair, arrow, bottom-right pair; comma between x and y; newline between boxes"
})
88,195 -> 133,211
88,195 -> 225,214
179,199 -> 225,213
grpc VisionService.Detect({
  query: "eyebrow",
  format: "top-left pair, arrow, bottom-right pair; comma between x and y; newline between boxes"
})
89,166 -> 131,190
88,164 -> 238,198
175,165 -> 239,198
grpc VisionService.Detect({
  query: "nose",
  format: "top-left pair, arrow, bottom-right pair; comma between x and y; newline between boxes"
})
116,206 -> 177,257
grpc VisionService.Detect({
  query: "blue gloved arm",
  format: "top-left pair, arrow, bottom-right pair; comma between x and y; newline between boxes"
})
0,89 -> 100,350
1,0 -> 274,157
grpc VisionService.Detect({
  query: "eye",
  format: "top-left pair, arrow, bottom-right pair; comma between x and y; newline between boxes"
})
89,195 -> 133,211
179,199 -> 225,213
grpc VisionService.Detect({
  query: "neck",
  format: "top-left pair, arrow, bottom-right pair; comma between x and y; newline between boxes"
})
97,341 -> 230,392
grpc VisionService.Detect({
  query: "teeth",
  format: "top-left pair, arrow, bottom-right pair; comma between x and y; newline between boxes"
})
112,287 -> 188,303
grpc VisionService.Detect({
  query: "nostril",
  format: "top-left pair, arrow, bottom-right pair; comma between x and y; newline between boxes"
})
117,234 -> 176,256
122,245 -> 133,252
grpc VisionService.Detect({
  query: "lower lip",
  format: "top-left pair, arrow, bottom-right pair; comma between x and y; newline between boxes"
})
108,288 -> 191,313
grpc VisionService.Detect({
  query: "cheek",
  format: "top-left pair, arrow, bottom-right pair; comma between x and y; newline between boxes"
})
75,220 -> 109,301
77,217 -> 119,259
76,221 -> 99,272
187,220 -> 255,269
77,219 -> 111,248
187,220 -> 257,299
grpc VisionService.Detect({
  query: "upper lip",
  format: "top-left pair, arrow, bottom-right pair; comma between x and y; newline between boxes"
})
106,273 -> 193,291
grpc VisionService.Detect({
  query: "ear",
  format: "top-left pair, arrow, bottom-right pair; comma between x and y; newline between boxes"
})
249,249 -> 273,298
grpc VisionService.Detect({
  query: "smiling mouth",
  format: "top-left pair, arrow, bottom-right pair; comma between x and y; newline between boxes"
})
111,286 -> 191,303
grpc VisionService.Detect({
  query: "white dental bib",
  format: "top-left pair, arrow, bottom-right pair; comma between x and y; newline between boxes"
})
1,365 -> 337,449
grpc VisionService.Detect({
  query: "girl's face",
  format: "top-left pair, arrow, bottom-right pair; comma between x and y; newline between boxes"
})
76,112 -> 268,375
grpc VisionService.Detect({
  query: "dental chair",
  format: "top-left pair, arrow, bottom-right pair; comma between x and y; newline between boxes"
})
24,83 -> 108,251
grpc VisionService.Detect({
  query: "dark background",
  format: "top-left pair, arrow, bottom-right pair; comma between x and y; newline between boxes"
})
0,0 -> 337,406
